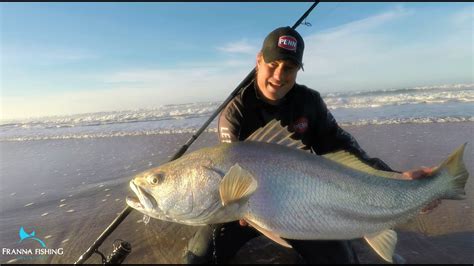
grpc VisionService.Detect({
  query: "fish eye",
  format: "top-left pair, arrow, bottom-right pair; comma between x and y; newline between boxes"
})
149,173 -> 164,185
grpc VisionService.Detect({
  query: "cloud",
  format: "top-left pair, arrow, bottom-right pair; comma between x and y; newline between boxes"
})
300,8 -> 410,77
1,50 -> 256,120
102,52 -> 257,85
1,66 -> 251,120
316,6 -> 412,41
217,38 -> 258,54
451,6 -> 474,27
2,45 -> 97,66
2,6 -> 471,120
298,6 -> 472,92
103,68 -> 213,83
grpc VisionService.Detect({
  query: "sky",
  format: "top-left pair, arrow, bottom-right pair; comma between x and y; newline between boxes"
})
1,2 -> 473,120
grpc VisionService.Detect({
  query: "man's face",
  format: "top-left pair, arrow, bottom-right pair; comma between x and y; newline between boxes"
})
256,53 -> 300,103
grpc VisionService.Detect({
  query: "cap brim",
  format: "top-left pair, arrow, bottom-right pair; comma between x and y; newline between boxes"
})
263,53 -> 304,71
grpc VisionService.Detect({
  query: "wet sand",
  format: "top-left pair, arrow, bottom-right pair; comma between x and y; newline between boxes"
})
0,122 -> 472,264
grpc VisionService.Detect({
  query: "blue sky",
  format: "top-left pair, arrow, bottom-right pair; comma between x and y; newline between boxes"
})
1,2 -> 473,119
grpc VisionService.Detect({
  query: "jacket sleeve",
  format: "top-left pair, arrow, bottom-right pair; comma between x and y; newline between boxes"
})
217,101 -> 242,143
312,93 -> 399,172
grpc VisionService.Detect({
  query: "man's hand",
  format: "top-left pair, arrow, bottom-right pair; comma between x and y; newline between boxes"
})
401,166 -> 433,180
419,199 -> 442,214
239,219 -> 249,227
401,166 -> 442,214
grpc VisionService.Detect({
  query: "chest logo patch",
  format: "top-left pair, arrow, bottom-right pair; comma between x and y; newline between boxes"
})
293,117 -> 309,134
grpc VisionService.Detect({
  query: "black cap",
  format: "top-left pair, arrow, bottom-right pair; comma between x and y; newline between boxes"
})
261,26 -> 305,70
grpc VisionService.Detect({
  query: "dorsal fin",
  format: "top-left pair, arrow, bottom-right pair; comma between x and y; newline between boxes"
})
245,119 -> 306,150
322,150 -> 404,179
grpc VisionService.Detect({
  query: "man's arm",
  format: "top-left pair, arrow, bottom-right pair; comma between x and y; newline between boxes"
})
218,101 -> 242,143
312,92 -> 398,172
330,113 -> 397,172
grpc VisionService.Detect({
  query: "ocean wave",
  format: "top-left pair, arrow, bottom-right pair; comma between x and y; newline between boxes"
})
2,83 -> 472,129
0,102 -> 220,130
324,88 -> 474,110
1,117 -> 472,142
339,116 -> 474,126
1,83 -> 473,142
323,83 -> 474,98
0,128 -> 218,142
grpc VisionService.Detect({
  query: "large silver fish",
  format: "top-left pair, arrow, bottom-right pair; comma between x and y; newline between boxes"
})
126,119 -> 469,262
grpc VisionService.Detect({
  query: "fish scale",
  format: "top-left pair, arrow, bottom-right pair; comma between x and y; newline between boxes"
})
214,142 -> 405,238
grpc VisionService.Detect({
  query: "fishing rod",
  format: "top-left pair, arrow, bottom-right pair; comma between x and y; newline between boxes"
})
74,2 -> 319,264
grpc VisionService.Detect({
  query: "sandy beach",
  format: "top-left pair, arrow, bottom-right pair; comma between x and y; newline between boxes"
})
0,122 -> 472,264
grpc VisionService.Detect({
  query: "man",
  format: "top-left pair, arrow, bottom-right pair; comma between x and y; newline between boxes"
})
183,26 -> 439,264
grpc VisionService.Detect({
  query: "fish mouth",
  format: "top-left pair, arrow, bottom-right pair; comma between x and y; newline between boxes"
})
127,180 -> 157,211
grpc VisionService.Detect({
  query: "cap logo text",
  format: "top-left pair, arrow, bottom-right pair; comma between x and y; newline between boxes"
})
278,36 -> 297,51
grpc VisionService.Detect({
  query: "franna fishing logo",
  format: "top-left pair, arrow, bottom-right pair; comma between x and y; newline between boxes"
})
2,226 -> 64,259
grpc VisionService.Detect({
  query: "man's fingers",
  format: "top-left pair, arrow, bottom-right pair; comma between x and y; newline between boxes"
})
420,199 -> 442,214
403,166 -> 434,180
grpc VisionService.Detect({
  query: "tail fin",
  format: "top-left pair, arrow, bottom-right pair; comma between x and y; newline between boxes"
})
432,143 -> 469,200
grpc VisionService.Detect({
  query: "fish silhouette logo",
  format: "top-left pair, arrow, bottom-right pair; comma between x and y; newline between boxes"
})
19,227 -> 46,248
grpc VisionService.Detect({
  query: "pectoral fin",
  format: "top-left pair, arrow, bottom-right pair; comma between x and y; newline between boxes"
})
219,164 -> 258,206
244,218 -> 292,248
364,229 -> 397,263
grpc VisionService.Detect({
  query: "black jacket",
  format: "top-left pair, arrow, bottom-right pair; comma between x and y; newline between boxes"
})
218,81 -> 397,172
